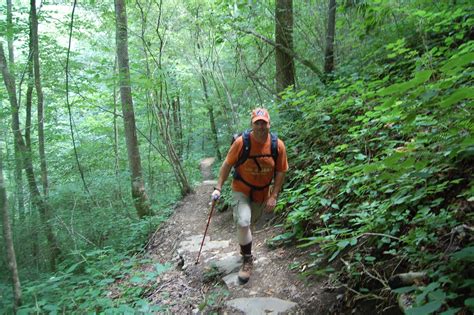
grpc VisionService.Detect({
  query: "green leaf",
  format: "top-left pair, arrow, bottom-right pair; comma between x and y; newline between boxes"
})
428,289 -> 446,303
440,52 -> 474,74
406,301 -> 442,315
465,297 -> 474,309
65,261 -> 83,274
337,239 -> 350,249
439,87 -> 474,108
451,246 -> 474,262
98,278 -> 115,286
270,232 -> 295,242
43,304 -> 60,312
130,276 -> 144,284
328,250 -> 341,262
439,308 -> 462,315
378,70 -> 432,96
392,285 -> 416,294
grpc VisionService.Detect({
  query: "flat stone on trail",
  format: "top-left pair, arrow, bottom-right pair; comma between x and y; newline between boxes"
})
178,235 -> 230,253
208,253 -> 242,274
226,297 -> 297,315
222,272 -> 240,288
202,179 -> 218,185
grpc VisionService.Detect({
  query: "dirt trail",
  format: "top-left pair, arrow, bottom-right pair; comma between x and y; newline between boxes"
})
143,158 -> 336,314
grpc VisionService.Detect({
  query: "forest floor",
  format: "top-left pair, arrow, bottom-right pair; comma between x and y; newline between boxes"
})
139,158 -> 339,314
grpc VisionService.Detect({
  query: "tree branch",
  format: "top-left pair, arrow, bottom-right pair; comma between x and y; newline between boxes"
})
235,27 -> 325,81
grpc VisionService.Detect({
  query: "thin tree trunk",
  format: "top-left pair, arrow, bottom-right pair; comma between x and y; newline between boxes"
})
114,0 -> 151,218
324,0 -> 337,74
30,0 -> 48,196
65,0 -> 91,196
137,0 -> 192,196
0,146 -> 22,311
153,91 -> 192,195
25,50 -> 39,262
171,96 -> 183,158
275,0 -> 296,94
6,0 -> 14,66
200,73 -> 222,161
112,57 -> 125,205
0,43 -> 60,271
7,0 -> 25,218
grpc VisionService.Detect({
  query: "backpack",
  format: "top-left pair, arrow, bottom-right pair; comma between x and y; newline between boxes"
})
231,130 -> 279,198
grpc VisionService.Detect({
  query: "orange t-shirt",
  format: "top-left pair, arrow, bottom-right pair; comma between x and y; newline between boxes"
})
225,132 -> 288,202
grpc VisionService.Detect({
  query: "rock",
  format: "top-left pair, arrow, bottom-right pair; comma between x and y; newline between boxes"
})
209,253 -> 242,275
178,235 -> 230,253
225,297 -> 297,315
223,272 -> 240,288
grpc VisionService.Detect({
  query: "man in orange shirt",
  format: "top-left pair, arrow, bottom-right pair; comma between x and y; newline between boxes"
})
211,108 -> 288,284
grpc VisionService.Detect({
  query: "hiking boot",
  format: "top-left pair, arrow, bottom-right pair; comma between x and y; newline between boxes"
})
238,254 -> 253,284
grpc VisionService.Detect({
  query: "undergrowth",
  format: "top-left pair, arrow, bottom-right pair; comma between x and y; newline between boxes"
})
275,3 -> 473,314
0,157 -> 202,313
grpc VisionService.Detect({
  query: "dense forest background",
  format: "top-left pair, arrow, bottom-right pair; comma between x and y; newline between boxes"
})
0,0 -> 472,313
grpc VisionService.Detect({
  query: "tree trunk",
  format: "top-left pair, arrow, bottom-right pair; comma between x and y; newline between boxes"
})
25,50 -> 39,262
6,0 -> 14,66
152,94 -> 192,196
30,0 -> 48,196
65,0 -> 91,196
200,75 -> 222,161
112,57 -> 125,205
172,96 -> 183,158
0,147 -> 22,311
7,0 -> 25,218
275,0 -> 296,94
0,43 -> 60,271
324,0 -> 337,74
114,0 -> 151,218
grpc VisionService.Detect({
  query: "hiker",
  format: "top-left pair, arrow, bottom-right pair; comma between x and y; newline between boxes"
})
211,108 -> 288,284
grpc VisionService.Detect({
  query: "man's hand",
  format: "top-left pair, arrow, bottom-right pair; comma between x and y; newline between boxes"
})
211,188 -> 221,201
264,195 -> 277,212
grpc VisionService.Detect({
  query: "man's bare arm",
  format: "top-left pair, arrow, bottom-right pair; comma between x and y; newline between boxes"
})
270,171 -> 286,199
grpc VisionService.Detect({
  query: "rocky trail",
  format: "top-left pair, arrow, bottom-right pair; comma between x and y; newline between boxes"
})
142,158 -> 337,314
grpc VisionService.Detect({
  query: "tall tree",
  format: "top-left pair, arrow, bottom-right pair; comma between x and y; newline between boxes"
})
6,0 -> 14,66
275,0 -> 296,94
0,146 -> 22,311
0,43 -> 61,270
6,0 -> 25,217
30,0 -> 48,195
114,0 -> 152,218
65,0 -> 91,196
324,0 -> 337,74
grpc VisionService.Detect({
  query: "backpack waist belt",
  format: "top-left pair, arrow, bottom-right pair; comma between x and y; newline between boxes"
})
233,171 -> 272,190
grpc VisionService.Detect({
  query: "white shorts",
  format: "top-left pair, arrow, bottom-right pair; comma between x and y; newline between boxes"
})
232,191 -> 265,227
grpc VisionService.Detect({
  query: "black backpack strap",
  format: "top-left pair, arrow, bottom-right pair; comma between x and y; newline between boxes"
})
270,132 -> 279,164
233,174 -> 272,191
234,130 -> 251,168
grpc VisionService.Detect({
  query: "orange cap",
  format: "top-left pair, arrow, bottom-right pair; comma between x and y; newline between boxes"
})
251,108 -> 270,123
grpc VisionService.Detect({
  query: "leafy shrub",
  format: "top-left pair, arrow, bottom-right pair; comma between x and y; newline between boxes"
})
276,3 -> 473,313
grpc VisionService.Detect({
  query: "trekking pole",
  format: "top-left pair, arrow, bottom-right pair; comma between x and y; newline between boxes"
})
195,198 -> 217,264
